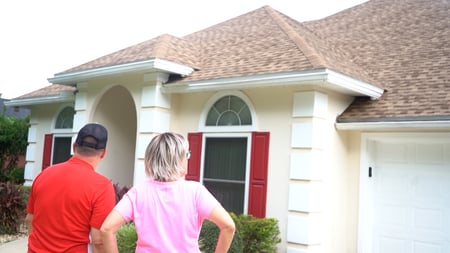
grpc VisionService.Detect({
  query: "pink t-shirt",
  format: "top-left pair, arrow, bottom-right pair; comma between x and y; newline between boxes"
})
114,179 -> 220,253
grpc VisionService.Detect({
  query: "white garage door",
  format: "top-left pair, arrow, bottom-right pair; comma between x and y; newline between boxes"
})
370,139 -> 450,253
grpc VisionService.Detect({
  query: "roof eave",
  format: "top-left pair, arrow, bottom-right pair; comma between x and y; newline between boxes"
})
4,91 -> 75,107
48,58 -> 195,85
335,120 -> 450,131
161,68 -> 384,99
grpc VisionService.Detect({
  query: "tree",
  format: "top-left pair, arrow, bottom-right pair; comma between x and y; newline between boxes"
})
0,108 -> 29,182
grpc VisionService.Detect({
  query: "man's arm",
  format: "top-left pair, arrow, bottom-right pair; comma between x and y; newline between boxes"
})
91,227 -> 106,253
25,213 -> 33,234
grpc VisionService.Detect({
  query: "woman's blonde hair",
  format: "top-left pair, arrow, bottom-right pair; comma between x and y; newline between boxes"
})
144,132 -> 189,182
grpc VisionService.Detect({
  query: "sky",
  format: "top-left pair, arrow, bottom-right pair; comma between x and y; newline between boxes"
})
0,0 -> 368,99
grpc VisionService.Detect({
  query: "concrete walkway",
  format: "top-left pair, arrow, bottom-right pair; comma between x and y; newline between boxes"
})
0,237 -> 27,252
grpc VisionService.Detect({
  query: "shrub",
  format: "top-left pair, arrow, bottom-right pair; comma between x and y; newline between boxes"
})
0,112 -> 29,181
117,222 -> 137,253
0,181 -> 27,234
199,219 -> 243,253
114,213 -> 281,253
7,167 -> 25,184
231,213 -> 281,253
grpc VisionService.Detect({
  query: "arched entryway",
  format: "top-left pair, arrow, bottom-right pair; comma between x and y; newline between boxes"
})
92,85 -> 137,187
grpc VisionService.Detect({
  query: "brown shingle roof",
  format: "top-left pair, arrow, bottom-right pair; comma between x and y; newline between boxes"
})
305,0 -> 450,121
16,84 -> 76,99
56,5 -> 378,87
21,0 -> 450,122
181,6 -> 378,85
61,34 -> 201,74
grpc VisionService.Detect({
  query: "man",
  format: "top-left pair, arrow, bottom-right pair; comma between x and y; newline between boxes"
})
26,123 -> 116,253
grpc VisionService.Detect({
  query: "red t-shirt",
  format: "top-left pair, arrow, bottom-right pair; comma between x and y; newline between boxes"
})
27,157 -> 116,253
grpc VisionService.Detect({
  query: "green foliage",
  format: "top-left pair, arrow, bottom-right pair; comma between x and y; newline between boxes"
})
114,214 -> 281,253
199,219 -> 243,253
7,167 -> 25,184
117,222 -> 137,253
0,181 -> 27,234
0,111 -> 29,182
231,213 -> 281,253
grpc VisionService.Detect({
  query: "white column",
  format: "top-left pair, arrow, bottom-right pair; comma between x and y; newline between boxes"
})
288,91 -> 328,252
134,73 -> 171,185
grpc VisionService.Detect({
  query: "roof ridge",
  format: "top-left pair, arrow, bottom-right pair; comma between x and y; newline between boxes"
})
264,6 -> 326,68
152,34 -> 174,58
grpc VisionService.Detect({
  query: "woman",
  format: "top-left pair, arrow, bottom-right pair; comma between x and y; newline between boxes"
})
101,132 -> 235,253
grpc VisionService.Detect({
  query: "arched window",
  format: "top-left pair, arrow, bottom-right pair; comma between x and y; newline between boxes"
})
55,106 -> 75,129
206,95 -> 252,126
191,93 -> 269,217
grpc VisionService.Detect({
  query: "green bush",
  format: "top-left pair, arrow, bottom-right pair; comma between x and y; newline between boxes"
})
231,213 -> 281,253
115,213 -> 281,253
0,181 -> 27,234
199,219 -> 243,253
116,222 -> 137,253
7,167 -> 25,184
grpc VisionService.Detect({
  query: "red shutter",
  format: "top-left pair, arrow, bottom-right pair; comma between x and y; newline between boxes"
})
186,132 -> 203,182
42,134 -> 53,170
248,132 -> 270,218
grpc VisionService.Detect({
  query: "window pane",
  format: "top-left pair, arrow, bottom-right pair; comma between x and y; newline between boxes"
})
52,137 -> 72,164
204,180 -> 244,214
217,111 -> 240,126
205,95 -> 252,126
239,106 -> 252,125
230,96 -> 246,112
206,108 -> 220,126
55,107 -> 75,129
213,96 -> 230,112
204,138 -> 247,180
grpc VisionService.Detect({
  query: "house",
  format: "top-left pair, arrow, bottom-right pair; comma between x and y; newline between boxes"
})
5,0 -> 450,252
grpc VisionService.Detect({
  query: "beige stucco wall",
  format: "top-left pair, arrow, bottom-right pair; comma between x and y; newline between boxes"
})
167,85 -> 363,252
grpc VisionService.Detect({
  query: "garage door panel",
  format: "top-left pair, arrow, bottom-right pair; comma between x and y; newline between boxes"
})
369,139 -> 450,253
376,204 -> 409,226
416,143 -> 446,164
375,142 -> 409,163
376,236 -> 408,253
413,241 -> 442,253
376,165 -> 411,198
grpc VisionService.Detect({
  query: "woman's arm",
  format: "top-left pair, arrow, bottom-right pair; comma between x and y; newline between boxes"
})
207,206 -> 236,253
100,210 -> 127,253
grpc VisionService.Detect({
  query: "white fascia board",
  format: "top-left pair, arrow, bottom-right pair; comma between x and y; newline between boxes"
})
335,121 -> 450,130
325,69 -> 384,99
4,92 -> 75,107
48,58 -> 194,85
161,69 -> 384,99
162,70 -> 327,93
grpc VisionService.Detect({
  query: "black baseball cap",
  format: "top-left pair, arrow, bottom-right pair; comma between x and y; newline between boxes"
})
75,123 -> 108,149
